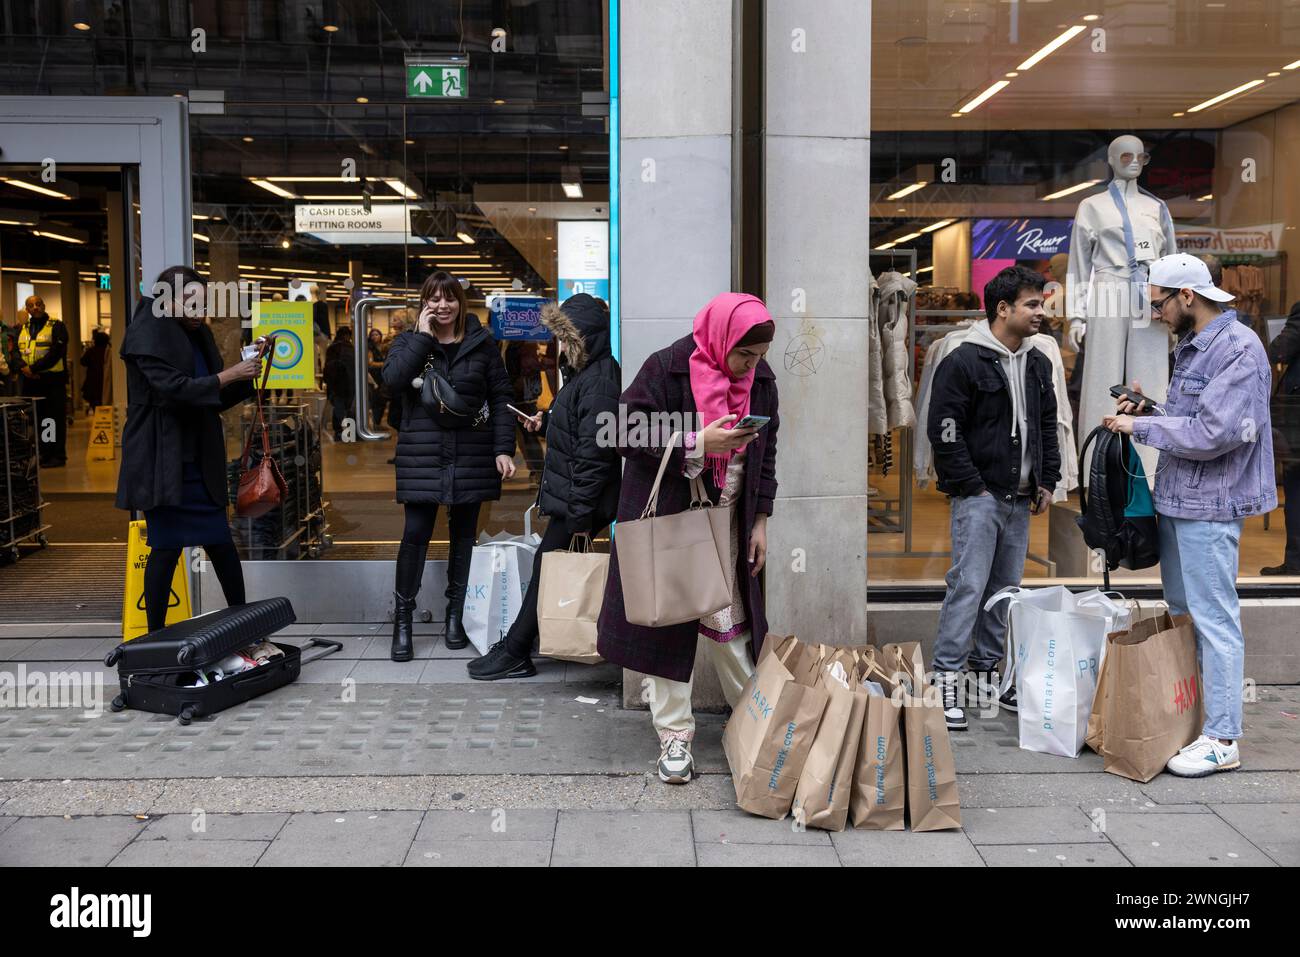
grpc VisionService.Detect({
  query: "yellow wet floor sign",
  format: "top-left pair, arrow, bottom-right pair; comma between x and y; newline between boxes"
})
87,406 -> 116,462
122,520 -> 192,641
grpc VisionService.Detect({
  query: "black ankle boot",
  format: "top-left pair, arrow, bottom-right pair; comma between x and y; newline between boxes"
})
391,542 -> 424,662
391,592 -> 415,662
443,532 -> 474,650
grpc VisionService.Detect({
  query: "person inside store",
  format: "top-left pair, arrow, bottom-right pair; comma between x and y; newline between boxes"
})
381,311 -> 408,458
504,340 -> 547,486
311,283 -> 331,389
80,329 -> 111,412
323,325 -> 355,441
366,327 -> 388,429
115,265 -> 264,633
381,271 -> 516,663
927,265 -> 1060,732
0,314 -> 17,396
15,295 -> 69,468
596,293 -> 778,786
467,293 -> 622,681
1105,253 -> 1275,777
1263,298 -> 1300,576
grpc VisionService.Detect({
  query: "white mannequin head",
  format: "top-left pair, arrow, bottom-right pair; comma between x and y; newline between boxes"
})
1108,135 -> 1148,182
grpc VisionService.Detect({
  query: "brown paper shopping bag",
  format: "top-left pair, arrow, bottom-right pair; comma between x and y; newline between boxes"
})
849,646 -> 906,830
792,647 -> 867,832
537,534 -> 608,664
1088,604 -> 1166,755
1100,613 -> 1203,783
883,642 -> 963,832
723,635 -> 830,819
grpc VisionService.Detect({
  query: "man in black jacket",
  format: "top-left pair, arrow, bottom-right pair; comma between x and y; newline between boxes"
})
927,265 -> 1061,730
1263,299 -> 1300,574
468,294 -> 622,680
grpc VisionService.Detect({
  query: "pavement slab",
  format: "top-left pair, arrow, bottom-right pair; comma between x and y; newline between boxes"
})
551,810 -> 695,867
254,810 -> 423,867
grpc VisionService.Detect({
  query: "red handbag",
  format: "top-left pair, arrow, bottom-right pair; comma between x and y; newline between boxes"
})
235,340 -> 288,518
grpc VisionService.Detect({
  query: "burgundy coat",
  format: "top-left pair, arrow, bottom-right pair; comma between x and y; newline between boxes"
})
597,334 -> 780,683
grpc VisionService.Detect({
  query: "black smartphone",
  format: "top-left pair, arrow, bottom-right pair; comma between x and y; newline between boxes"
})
732,414 -> 771,431
1109,384 -> 1155,412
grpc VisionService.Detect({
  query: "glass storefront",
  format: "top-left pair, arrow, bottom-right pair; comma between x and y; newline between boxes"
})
868,0 -> 1300,591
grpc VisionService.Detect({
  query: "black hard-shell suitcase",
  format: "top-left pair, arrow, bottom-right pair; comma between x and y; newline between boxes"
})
104,599 -> 340,724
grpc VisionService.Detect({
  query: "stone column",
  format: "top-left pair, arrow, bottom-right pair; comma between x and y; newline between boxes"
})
761,0 -> 871,644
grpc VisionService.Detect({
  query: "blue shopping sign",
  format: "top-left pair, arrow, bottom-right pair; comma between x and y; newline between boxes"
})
558,278 -> 609,302
487,296 -> 551,341
972,218 -> 1073,260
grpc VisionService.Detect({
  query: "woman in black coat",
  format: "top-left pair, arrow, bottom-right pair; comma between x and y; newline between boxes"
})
80,329 -> 110,410
468,293 -> 623,680
116,265 -> 263,632
596,293 -> 779,786
381,271 -> 516,662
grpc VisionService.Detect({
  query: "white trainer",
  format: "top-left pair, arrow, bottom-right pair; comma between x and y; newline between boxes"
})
1165,735 -> 1241,777
657,737 -> 694,784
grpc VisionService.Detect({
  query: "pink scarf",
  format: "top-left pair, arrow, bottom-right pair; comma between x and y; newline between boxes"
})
688,293 -> 772,488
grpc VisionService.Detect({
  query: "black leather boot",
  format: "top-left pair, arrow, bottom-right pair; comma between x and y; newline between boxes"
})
443,531 -> 474,650
391,542 -> 424,662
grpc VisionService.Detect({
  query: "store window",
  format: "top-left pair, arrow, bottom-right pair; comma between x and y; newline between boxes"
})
868,0 -> 1300,590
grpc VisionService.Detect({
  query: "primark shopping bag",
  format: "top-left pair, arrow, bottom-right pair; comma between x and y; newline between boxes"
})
1097,613 -> 1203,783
462,528 -> 539,656
792,647 -> 867,832
848,647 -> 906,830
983,586 -> 1131,758
882,642 -> 962,831
723,635 -> 830,820
537,534 -> 608,664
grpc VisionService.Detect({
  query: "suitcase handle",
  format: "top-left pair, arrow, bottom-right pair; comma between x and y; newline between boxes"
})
301,638 -> 343,665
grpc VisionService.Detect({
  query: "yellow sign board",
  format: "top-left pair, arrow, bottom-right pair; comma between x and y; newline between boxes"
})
86,406 -> 116,461
122,520 -> 193,641
252,301 -> 316,390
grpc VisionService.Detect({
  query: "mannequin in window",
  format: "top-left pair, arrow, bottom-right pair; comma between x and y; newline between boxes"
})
1066,135 -> 1177,479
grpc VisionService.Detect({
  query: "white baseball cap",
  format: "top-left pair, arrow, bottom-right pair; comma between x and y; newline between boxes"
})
1148,253 -> 1235,302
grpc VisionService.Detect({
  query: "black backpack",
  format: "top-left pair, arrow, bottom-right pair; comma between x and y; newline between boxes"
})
1076,426 -> 1160,583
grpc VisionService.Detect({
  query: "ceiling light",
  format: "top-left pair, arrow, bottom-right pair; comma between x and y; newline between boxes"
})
405,139 -> 415,145
493,99 -> 506,105
1197,193 -> 1213,201
1172,112 -> 1186,117
886,181 -> 928,200
192,213 -> 211,221
1187,78 -> 1265,113
527,207 -> 537,212
1039,179 -> 1103,201
1285,59 -> 1300,70
1082,14 -> 1101,22
1016,25 -> 1086,71
456,231 -> 476,244
356,96 -> 369,104
950,112 -> 962,118
917,266 -> 935,274
0,177 -> 74,199
557,145 -> 569,151
249,178 -> 298,199
193,232 -> 210,243
958,80 -> 1010,114
242,136 -> 254,143
383,178 -> 419,199
280,239 -> 291,249
921,219 -> 956,233
895,231 -> 923,243
73,21 -> 91,31
874,242 -> 898,251
32,228 -> 86,244
1267,72 -> 1282,78
1004,72 -> 1019,78
323,24 -> 339,32
299,194 -> 406,201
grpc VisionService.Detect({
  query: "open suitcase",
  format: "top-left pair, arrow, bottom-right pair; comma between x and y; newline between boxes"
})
104,598 -> 341,724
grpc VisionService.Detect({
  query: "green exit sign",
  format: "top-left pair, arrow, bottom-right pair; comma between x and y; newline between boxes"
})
406,61 -> 467,99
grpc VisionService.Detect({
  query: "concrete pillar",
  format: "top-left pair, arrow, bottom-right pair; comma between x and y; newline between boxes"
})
761,0 -> 871,643
618,0 -> 735,710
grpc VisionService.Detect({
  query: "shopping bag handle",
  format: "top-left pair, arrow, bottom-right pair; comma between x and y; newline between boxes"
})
567,533 -> 592,553
641,432 -> 681,519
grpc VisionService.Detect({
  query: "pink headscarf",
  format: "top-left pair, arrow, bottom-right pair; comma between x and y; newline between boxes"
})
688,293 -> 773,487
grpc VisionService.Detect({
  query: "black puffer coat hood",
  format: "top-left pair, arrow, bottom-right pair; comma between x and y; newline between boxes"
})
537,295 -> 621,531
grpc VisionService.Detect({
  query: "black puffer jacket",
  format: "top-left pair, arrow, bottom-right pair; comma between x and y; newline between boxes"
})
536,294 -> 622,531
381,315 -> 515,504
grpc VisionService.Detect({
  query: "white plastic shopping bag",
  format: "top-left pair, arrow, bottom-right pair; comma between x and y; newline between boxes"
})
984,586 -> 1132,758
461,507 -> 541,655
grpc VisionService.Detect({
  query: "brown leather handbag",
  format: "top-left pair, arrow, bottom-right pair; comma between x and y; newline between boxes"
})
235,341 -> 288,518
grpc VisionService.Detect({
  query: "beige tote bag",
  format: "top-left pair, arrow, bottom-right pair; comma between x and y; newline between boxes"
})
614,433 -> 733,627
537,534 -> 608,664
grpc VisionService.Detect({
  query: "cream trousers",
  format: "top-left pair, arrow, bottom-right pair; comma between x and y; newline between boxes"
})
648,633 -> 754,740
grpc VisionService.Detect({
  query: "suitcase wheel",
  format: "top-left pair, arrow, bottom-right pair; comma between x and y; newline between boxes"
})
110,694 -> 126,712
178,706 -> 196,725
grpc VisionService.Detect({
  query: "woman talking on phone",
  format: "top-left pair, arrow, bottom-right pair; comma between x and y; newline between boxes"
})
597,293 -> 779,785
382,272 -> 516,662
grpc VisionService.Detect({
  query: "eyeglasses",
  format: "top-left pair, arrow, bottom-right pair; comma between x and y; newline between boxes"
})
1150,291 -> 1179,315
1120,151 -> 1151,166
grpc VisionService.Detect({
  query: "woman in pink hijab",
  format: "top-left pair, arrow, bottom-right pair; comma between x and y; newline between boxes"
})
597,293 -> 780,785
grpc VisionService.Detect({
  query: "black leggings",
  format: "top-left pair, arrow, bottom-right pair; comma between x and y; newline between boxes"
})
401,501 -> 482,548
144,542 -> 245,633
505,517 -> 608,657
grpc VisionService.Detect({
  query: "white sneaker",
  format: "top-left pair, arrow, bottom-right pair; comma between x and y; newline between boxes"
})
1165,735 -> 1241,778
657,737 -> 694,784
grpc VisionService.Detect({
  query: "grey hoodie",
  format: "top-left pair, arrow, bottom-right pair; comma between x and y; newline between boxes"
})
965,319 -> 1034,492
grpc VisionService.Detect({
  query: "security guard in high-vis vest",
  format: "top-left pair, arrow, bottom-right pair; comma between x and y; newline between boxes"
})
17,295 -> 69,467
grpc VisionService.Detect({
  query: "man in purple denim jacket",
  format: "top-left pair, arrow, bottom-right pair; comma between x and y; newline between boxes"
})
1104,254 -> 1276,778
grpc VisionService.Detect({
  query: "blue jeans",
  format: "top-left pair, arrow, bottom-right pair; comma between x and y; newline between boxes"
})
1158,514 -> 1244,741
932,494 -> 1031,674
